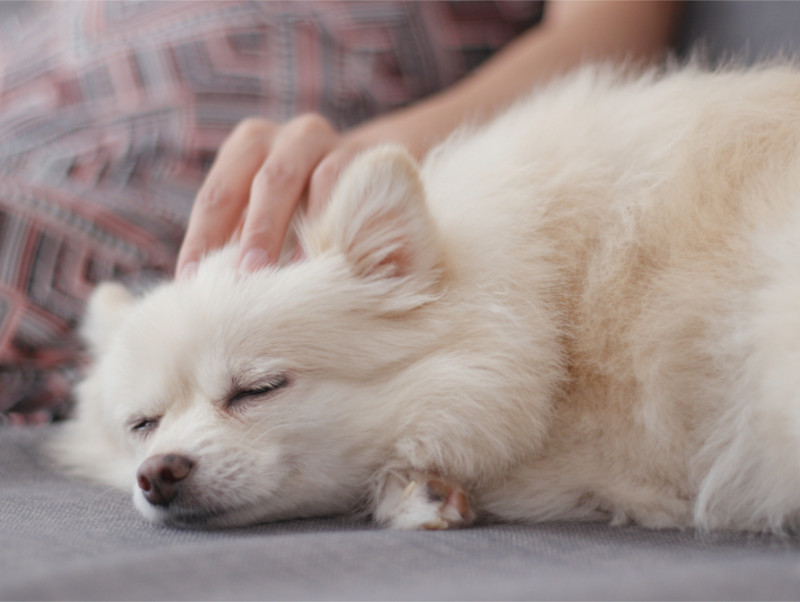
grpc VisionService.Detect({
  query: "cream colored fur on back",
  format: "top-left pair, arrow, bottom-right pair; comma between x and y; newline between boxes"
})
55,64 -> 800,532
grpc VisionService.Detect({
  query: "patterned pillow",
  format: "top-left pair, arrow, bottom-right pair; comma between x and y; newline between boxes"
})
0,0 -> 542,422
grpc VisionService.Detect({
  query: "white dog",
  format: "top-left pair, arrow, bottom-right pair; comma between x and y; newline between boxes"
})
54,63 -> 800,532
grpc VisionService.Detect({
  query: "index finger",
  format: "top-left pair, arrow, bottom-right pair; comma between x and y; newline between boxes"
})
176,120 -> 274,279
238,114 -> 339,272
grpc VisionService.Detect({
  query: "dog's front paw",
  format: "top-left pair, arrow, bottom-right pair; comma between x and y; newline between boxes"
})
374,470 -> 476,530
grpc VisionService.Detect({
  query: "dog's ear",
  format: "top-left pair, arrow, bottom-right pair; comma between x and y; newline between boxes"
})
305,145 -> 442,284
81,282 -> 135,355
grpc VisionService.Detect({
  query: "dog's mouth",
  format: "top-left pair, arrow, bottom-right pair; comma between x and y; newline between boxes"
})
161,507 -> 229,529
148,503 -> 268,529
134,491 -> 267,529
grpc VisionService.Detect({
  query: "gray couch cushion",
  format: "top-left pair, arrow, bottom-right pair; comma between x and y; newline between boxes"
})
678,0 -> 800,63
2,427 -> 800,601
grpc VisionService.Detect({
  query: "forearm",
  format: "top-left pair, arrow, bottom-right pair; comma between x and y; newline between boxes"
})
179,1 -> 682,274
354,0 -> 682,158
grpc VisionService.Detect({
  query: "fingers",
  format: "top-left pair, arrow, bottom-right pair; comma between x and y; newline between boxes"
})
178,113 -> 362,279
307,148 -> 353,220
177,119 -> 274,279
238,114 -> 339,272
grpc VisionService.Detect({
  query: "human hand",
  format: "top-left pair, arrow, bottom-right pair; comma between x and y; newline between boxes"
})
172,0 -> 681,281
176,113 -> 376,278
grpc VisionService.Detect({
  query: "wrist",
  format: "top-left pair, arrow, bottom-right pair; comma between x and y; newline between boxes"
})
348,95 -> 467,161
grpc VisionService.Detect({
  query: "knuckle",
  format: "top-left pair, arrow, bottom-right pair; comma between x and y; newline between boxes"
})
241,215 -> 284,253
291,113 -> 333,138
220,118 -> 273,156
195,182 -> 227,210
233,118 -> 271,141
255,160 -> 300,190
242,218 -> 275,241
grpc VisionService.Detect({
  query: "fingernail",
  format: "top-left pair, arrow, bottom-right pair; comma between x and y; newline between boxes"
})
239,248 -> 272,273
177,261 -> 198,281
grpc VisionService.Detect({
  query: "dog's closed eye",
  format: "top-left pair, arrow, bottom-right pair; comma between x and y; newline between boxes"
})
129,417 -> 161,436
226,374 -> 291,410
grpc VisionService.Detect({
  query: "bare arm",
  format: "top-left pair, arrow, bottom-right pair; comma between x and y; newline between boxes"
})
176,0 -> 682,277
354,1 -> 681,156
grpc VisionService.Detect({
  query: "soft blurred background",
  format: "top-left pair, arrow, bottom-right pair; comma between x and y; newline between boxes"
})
7,1 -> 800,65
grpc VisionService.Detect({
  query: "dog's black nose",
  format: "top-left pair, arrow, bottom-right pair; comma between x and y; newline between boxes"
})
136,454 -> 195,507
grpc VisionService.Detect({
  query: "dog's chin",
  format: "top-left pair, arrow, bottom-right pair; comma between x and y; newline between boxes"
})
133,492 -> 268,530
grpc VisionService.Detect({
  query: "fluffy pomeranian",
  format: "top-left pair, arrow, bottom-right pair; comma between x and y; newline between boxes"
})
54,63 -> 800,532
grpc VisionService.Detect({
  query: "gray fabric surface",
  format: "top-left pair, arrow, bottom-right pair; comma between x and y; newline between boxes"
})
677,1 -> 800,64
2,426 -> 800,601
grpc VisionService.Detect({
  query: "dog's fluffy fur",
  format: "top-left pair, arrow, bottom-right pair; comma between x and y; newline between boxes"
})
54,63 -> 800,532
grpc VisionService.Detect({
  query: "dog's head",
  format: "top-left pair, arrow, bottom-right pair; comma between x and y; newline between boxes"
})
53,147 -> 446,527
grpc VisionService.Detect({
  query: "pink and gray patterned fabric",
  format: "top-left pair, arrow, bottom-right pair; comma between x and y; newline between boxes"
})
0,0 -> 542,423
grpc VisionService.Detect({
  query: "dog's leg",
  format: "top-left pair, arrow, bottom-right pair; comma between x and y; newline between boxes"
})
372,470 -> 476,530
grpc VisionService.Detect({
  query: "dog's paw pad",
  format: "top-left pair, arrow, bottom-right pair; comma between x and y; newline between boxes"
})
377,471 -> 475,530
423,477 -> 474,528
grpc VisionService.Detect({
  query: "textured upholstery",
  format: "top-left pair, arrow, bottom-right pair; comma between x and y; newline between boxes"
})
3,428 -> 800,601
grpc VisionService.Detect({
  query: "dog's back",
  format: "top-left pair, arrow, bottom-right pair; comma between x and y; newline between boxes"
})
422,65 -> 800,530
